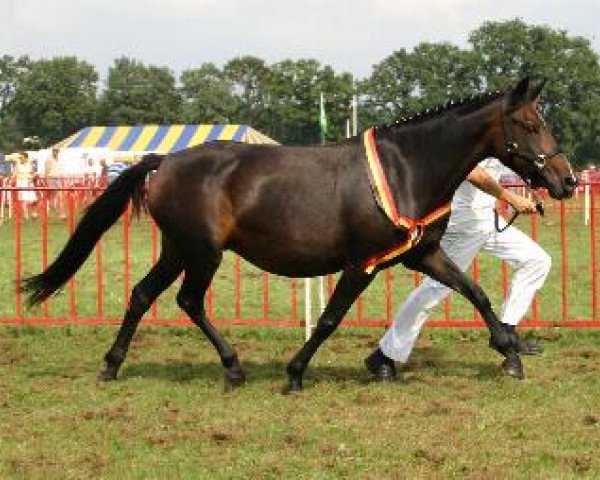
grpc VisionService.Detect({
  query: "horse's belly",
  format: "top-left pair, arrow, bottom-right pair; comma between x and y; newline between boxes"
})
229,235 -> 345,277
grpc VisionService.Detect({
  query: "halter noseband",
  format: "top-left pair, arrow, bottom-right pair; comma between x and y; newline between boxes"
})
501,99 -> 563,177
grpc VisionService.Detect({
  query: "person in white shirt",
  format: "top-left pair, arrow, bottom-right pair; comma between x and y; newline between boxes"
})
366,157 -> 549,380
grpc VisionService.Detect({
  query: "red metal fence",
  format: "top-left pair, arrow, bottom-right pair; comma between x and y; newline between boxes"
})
1,182 -> 598,328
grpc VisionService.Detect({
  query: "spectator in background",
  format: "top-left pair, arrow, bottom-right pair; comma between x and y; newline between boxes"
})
12,151 -> 37,220
44,147 -> 65,218
99,158 -> 109,186
0,153 -> 12,223
83,157 -> 102,202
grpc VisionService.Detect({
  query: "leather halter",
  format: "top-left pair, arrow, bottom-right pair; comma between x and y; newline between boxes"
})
501,98 -> 563,179
496,99 -> 552,232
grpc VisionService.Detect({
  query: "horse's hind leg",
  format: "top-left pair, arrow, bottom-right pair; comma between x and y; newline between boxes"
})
98,240 -> 183,381
176,251 -> 245,390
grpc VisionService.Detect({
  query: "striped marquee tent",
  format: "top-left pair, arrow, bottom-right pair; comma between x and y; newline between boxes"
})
55,124 -> 278,153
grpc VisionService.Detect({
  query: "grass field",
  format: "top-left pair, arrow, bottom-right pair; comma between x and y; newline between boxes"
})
1,326 -> 600,479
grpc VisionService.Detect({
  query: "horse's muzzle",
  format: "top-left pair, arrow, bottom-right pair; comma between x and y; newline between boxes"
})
562,175 -> 578,198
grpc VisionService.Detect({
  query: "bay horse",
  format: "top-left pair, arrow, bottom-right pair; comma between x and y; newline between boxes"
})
22,78 -> 577,393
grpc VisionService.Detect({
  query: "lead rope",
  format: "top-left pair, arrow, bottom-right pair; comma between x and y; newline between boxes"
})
494,200 -> 544,233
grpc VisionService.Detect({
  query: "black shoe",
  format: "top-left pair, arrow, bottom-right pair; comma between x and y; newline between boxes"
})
365,348 -> 397,381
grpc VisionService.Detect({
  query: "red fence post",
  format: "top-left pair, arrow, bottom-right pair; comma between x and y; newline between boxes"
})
123,204 -> 131,308
560,200 -> 568,322
96,232 -> 103,323
67,190 -> 77,319
291,278 -> 298,324
591,186 -> 598,322
327,274 -> 334,298
41,191 -> 50,322
531,210 -> 540,322
235,255 -> 241,321
472,257 -> 480,320
356,294 -> 364,325
151,221 -> 159,321
385,269 -> 393,323
14,190 -> 22,322
262,272 -> 269,321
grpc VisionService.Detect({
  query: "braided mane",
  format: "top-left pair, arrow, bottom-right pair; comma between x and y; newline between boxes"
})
375,89 -> 506,132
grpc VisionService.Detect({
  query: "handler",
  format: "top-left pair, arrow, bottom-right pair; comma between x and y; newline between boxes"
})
366,157 -> 550,380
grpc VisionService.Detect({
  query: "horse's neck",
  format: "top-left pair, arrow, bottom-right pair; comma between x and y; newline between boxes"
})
388,106 -> 496,217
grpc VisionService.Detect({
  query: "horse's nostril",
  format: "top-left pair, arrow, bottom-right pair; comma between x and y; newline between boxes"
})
565,176 -> 578,188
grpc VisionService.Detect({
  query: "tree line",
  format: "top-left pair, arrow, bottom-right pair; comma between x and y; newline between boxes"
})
1,19 -> 599,167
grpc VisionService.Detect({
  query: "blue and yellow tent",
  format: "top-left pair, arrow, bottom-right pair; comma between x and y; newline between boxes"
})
56,124 -> 277,153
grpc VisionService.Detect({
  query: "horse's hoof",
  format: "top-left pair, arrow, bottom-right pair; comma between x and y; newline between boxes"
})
282,377 -> 303,395
224,367 -> 246,392
501,355 -> 525,380
97,369 -> 117,382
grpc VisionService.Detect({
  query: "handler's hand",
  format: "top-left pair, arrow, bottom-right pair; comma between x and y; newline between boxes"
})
503,190 -> 538,214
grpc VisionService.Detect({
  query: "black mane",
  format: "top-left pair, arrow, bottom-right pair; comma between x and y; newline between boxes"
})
375,89 -> 506,132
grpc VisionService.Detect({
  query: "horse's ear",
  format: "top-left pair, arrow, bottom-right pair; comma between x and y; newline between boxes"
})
528,78 -> 546,101
507,77 -> 530,108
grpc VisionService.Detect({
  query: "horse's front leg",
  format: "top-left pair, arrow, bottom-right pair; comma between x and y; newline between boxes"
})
284,266 -> 374,394
404,247 -> 523,378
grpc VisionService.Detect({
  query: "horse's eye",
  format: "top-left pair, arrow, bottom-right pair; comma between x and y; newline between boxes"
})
522,121 -> 540,134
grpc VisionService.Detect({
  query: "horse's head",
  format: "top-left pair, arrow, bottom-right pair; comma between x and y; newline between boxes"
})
498,78 -> 577,200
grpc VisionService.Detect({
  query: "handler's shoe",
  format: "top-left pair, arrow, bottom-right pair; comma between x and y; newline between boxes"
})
365,348 -> 397,381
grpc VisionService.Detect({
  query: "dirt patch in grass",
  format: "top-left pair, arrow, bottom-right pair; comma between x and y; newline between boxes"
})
81,403 -> 133,422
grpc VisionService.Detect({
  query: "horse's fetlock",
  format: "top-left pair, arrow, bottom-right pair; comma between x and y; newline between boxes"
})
104,349 -> 125,367
489,328 -> 511,355
221,354 -> 239,369
287,360 -> 303,377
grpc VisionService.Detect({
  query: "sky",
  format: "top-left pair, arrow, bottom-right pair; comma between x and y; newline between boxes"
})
1,0 -> 599,82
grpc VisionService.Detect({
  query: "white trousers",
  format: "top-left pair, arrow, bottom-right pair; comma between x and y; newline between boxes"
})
379,219 -> 551,363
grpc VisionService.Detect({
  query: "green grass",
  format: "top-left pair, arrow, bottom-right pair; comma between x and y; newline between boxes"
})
1,326 -> 600,479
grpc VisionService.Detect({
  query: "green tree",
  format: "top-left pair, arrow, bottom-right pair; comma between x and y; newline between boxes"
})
99,57 -> 181,125
179,63 -> 236,124
223,56 -> 271,130
6,56 -> 96,147
360,43 -> 481,126
0,55 -> 30,152
266,59 -> 354,144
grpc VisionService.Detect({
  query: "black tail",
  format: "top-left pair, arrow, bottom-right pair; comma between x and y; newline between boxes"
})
22,153 -> 164,306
